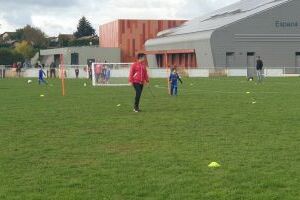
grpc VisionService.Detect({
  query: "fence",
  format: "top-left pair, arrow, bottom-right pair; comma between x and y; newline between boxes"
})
184,67 -> 300,78
0,65 -> 6,78
1,66 -> 300,78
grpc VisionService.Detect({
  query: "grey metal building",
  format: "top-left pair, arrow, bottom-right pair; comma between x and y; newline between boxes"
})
145,0 -> 300,72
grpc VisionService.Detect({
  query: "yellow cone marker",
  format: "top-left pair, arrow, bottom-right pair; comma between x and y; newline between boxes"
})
208,162 -> 221,168
246,92 -> 251,94
117,104 -> 121,107
40,94 -> 45,97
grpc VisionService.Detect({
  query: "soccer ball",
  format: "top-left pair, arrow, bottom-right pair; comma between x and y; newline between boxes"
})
27,80 -> 32,84
83,83 -> 87,87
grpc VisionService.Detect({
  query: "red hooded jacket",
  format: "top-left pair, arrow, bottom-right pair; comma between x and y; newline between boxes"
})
129,61 -> 149,84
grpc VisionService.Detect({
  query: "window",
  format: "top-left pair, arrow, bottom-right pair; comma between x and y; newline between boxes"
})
226,52 -> 235,68
247,52 -> 256,68
156,54 -> 163,67
71,53 -> 79,65
296,52 -> 300,68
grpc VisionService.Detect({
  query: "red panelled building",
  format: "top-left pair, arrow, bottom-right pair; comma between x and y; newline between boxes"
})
100,19 -> 186,64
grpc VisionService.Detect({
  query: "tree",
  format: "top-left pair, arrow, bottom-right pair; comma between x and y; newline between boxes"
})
12,25 -> 48,48
0,48 -> 24,65
73,17 -> 96,38
68,36 -> 99,47
15,41 -> 35,59
58,34 -> 74,47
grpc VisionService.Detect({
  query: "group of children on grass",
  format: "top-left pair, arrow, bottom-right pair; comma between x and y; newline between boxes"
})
37,61 -> 184,97
128,53 -> 184,113
94,64 -> 111,84
37,64 -> 112,85
38,54 -> 263,113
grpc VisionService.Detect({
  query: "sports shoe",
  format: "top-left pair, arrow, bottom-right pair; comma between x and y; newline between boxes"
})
133,109 -> 139,113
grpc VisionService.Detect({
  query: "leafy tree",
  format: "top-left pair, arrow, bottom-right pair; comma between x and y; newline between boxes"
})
15,40 -> 35,59
58,34 -> 74,47
0,44 -> 11,48
68,37 -> 99,47
73,17 -> 96,38
0,48 -> 24,65
12,25 -> 48,48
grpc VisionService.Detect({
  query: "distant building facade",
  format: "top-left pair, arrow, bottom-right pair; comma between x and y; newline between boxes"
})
99,19 -> 186,63
146,0 -> 300,71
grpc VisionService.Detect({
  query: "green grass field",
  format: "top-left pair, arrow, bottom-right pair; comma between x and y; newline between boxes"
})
0,77 -> 299,200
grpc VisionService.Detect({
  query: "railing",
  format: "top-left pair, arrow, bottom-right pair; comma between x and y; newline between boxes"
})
1,66 -> 300,78
0,65 -> 5,78
184,67 -> 300,78
0,67 -> 49,78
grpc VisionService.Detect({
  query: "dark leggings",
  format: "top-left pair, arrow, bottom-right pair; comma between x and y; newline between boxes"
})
50,69 -> 56,78
133,83 -> 144,109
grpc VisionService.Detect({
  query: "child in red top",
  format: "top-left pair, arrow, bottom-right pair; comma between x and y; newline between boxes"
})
94,64 -> 102,83
129,53 -> 149,112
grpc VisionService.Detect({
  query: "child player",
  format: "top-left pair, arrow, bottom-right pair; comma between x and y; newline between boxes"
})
104,66 -> 111,84
75,67 -> 79,78
38,66 -> 48,85
169,68 -> 182,96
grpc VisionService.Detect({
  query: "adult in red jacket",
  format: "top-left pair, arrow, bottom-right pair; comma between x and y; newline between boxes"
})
129,53 -> 149,112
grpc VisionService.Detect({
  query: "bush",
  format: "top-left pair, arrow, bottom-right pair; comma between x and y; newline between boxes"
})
0,48 -> 24,65
0,44 -> 11,48
68,38 -> 99,47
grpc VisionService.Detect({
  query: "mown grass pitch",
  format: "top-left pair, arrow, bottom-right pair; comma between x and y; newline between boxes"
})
0,77 -> 299,199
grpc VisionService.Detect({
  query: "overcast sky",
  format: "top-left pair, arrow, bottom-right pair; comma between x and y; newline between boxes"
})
0,0 -> 240,37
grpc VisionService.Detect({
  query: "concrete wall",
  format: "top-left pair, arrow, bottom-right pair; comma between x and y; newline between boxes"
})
145,31 -> 214,68
40,46 -> 121,66
211,0 -> 300,68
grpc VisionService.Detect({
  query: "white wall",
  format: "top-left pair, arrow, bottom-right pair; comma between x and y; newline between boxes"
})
2,67 -> 298,78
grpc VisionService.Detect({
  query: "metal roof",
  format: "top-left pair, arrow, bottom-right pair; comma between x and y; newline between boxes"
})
158,0 -> 291,37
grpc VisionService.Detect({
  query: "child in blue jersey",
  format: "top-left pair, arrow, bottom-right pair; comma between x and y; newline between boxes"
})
169,68 -> 182,96
104,66 -> 111,84
38,66 -> 47,85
